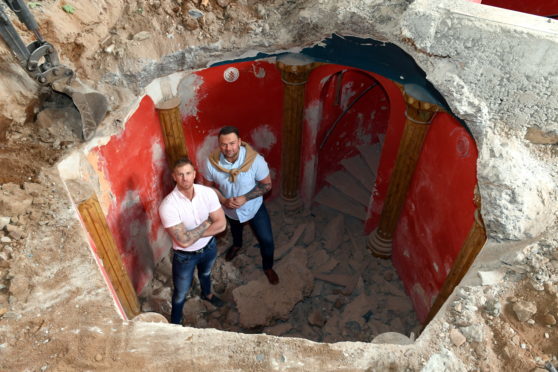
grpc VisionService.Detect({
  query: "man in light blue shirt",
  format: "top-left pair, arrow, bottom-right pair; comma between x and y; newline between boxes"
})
205,126 -> 279,285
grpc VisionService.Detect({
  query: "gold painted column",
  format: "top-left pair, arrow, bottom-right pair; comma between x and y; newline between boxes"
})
276,54 -> 314,212
368,89 -> 440,258
423,186 -> 487,326
156,97 -> 189,168
78,195 -> 141,319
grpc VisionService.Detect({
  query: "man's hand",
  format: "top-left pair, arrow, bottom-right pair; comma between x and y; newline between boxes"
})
230,196 -> 247,208
223,196 -> 247,209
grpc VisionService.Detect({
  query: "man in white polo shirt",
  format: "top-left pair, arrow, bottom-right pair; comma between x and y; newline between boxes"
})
205,126 -> 279,285
159,157 -> 226,325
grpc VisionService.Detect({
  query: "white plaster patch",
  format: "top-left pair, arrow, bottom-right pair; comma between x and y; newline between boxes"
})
152,226 -> 172,262
151,140 -> 166,167
57,152 -> 83,180
177,74 -> 205,119
340,81 -> 356,111
354,117 -> 372,145
196,134 -> 218,178
252,64 -> 266,79
249,125 -> 277,150
121,190 -> 141,212
145,71 -> 187,104
305,100 -> 323,142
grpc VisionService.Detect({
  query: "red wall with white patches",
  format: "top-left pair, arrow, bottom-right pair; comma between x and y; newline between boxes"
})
307,66 -> 389,191
300,65 -> 405,203
83,59 -> 478,323
89,95 -> 172,294
368,110 -> 478,322
481,0 -> 558,17
393,114 -> 478,322
181,60 -> 284,195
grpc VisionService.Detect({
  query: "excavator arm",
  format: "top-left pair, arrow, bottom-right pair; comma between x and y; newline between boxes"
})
0,0 -> 108,140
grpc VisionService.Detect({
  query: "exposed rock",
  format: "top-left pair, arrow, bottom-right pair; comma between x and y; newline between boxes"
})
0,236 -> 11,244
0,184 -> 33,216
232,249 -> 313,328
308,309 -> 326,327
323,214 -> 344,252
525,127 -> 558,145
459,324 -> 484,343
317,257 -> 339,274
302,221 -> 315,245
371,332 -> 413,345
484,299 -> 501,317
341,293 -> 376,327
449,328 -> 466,347
275,224 -> 306,260
216,0 -> 231,8
512,301 -> 537,322
6,225 -> 24,240
133,31 -> 152,41
23,182 -> 45,197
314,273 -> 353,288
133,312 -> 168,323
478,270 -> 505,286
183,297 -> 207,325
385,296 -> 413,313
542,313 -> 556,326
0,217 -> 11,230
421,348 -> 466,372
263,321 -> 292,336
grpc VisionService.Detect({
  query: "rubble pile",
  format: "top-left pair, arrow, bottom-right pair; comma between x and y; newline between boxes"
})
141,199 -> 421,343
439,238 -> 558,370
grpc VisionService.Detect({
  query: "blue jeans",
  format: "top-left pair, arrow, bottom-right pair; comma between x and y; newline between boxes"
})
170,237 -> 217,324
227,203 -> 275,270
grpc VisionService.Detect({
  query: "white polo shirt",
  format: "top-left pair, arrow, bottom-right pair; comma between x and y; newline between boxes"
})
205,146 -> 269,223
159,184 -> 221,252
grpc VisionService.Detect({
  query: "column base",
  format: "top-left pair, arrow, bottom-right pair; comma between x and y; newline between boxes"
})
281,195 -> 304,214
367,228 -> 392,259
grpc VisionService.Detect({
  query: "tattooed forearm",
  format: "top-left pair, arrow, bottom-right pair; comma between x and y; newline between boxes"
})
167,219 -> 211,247
244,181 -> 272,201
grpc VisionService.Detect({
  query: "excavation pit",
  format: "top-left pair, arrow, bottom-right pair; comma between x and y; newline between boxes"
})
59,36 -> 480,345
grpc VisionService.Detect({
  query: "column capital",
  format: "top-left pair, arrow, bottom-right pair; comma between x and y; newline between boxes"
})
276,53 -> 315,85
402,89 -> 442,125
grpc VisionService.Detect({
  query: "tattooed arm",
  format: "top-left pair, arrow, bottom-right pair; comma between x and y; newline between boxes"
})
229,175 -> 272,208
166,219 -> 211,248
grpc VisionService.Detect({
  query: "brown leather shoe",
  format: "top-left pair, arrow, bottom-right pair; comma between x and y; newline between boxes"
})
225,245 -> 241,261
264,269 -> 279,285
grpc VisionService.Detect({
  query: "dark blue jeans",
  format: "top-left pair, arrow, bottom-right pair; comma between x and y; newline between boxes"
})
170,237 -> 217,324
227,203 -> 275,270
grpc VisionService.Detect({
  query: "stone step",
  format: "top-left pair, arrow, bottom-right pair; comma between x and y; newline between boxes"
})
314,186 -> 367,220
357,143 -> 381,177
340,155 -> 375,193
325,170 -> 370,207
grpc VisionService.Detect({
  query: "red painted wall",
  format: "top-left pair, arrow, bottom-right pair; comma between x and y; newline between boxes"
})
84,59 -> 478,324
90,95 -> 172,294
481,0 -> 558,17
368,110 -> 478,322
300,65 -> 404,203
182,60 -> 284,194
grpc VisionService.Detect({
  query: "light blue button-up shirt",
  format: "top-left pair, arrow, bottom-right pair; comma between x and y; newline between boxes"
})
205,146 -> 270,223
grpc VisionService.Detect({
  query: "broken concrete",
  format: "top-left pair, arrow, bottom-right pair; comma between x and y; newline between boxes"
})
233,249 -> 314,328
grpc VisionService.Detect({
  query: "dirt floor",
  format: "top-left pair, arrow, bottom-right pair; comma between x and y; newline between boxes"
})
1,0 -> 558,371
